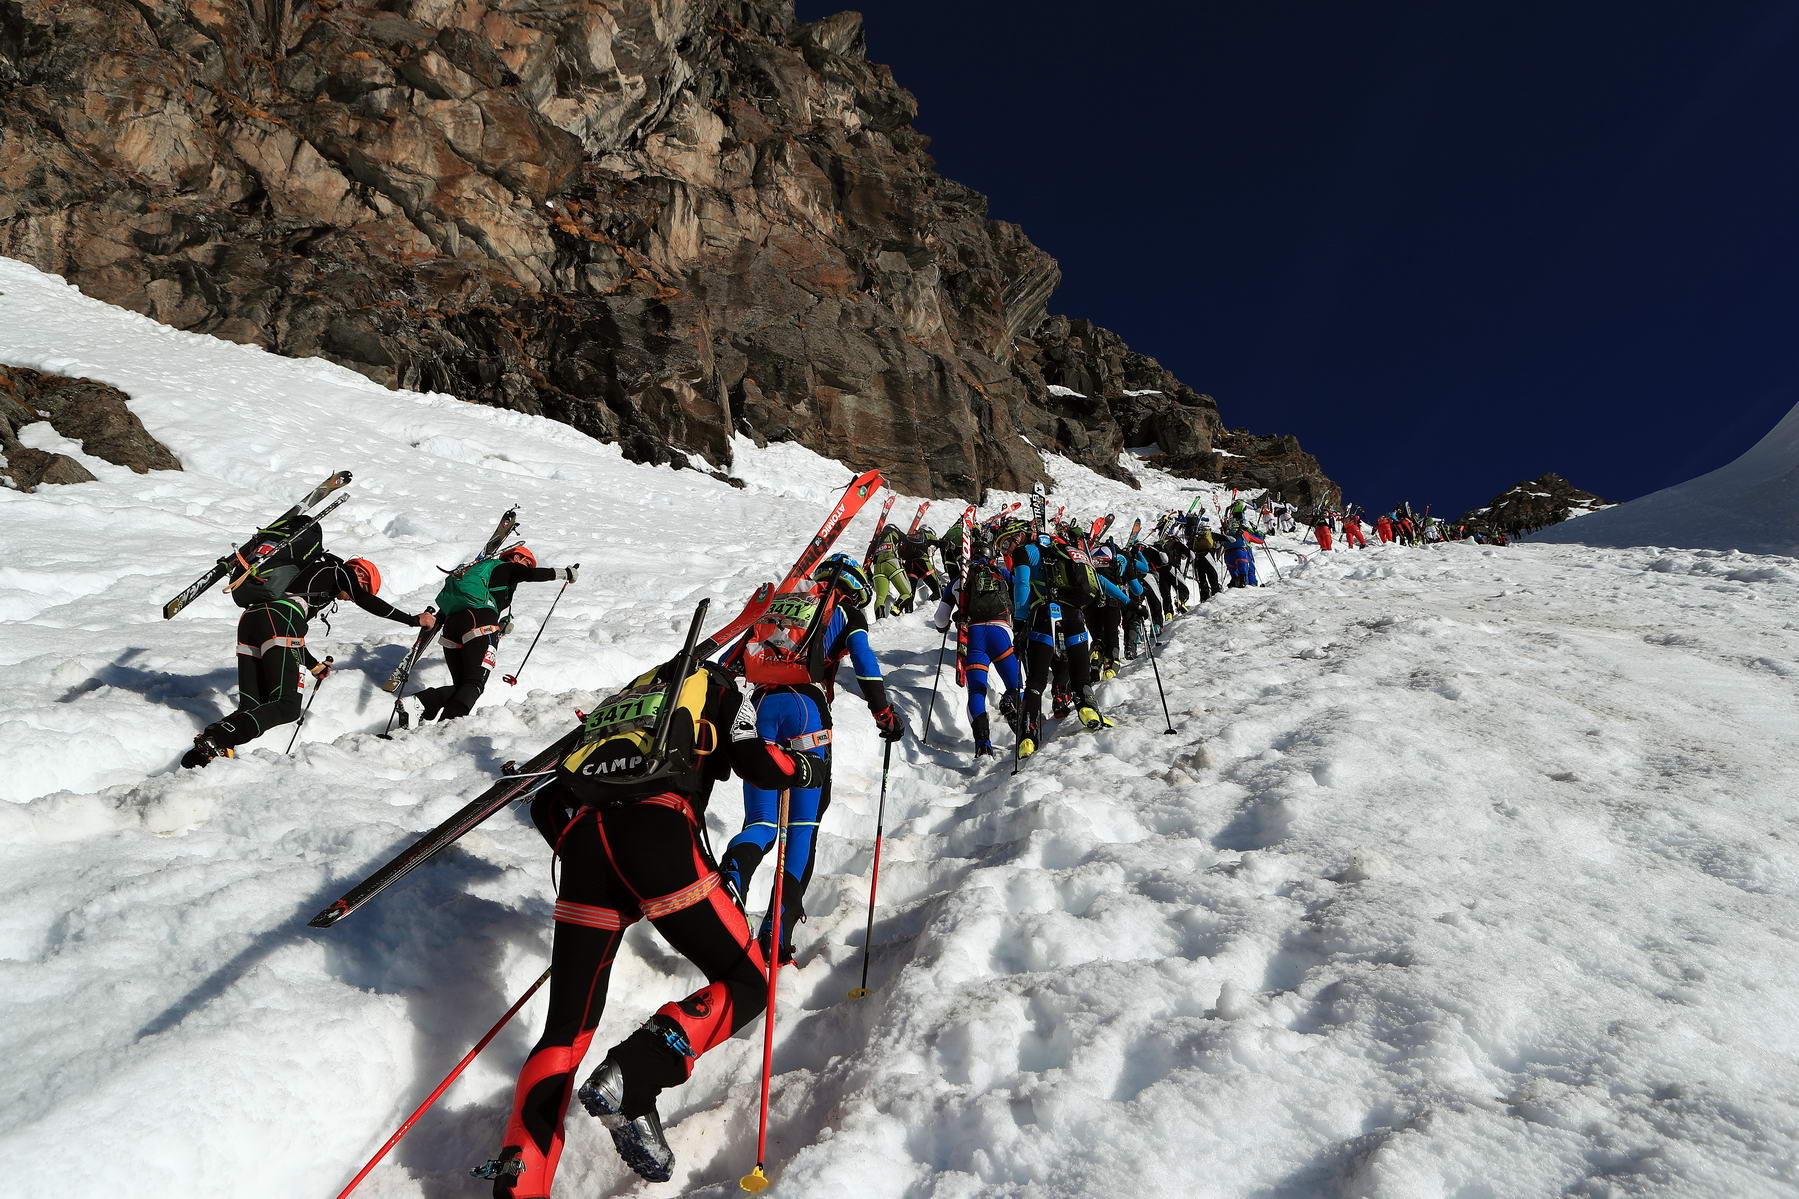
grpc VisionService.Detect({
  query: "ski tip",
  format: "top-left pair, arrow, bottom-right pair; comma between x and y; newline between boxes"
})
306,902 -> 349,929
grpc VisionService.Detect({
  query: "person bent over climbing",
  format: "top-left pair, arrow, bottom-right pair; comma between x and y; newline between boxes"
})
720,554 -> 904,965
932,530 -> 1023,758
1008,524 -> 1114,757
413,545 -> 575,722
478,652 -> 819,1195
868,524 -> 912,619
183,551 -> 431,767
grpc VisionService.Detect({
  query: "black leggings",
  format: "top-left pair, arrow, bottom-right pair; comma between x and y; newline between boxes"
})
1193,553 -> 1221,601
208,601 -> 309,749
416,607 -> 499,720
1022,601 -> 1093,722
497,788 -> 766,1198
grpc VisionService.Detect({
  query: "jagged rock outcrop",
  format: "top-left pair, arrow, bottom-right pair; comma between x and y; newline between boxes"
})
0,364 -> 181,491
1461,472 -> 1608,534
0,0 -> 1335,499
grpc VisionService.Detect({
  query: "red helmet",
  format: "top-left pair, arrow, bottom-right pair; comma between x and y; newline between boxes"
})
345,557 -> 381,595
503,545 -> 536,568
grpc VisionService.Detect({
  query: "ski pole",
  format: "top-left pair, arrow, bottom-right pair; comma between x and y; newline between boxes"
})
1259,544 -> 1284,582
849,741 -> 894,1000
920,621 -> 950,745
333,966 -> 551,1199
285,656 -> 333,754
503,576 -> 571,686
741,787 -> 792,1193
1146,632 -> 1176,735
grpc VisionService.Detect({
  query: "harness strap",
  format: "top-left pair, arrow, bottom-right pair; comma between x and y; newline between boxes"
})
553,900 -> 635,932
443,623 -> 502,649
235,635 -> 306,658
786,729 -> 833,752
640,873 -> 719,921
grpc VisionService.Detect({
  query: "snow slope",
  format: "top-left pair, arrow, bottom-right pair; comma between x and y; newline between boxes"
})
4,257 -> 1799,1199
1531,400 -> 1799,556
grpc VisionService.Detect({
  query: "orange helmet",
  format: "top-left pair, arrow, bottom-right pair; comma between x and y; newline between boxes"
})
503,545 -> 536,569
345,557 -> 381,595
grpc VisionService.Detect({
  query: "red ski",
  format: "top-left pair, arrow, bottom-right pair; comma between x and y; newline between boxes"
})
861,492 -> 898,569
906,500 -> 932,536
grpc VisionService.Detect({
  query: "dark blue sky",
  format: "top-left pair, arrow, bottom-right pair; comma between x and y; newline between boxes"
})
795,0 -> 1799,515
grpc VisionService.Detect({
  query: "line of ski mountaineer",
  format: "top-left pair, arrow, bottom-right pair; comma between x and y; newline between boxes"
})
159,469 -> 1466,1197
163,474 -> 577,768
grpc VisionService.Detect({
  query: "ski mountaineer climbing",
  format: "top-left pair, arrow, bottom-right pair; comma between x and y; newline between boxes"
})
930,529 -> 1024,758
181,553 -> 433,767
476,633 -> 825,1195
719,553 -> 905,964
867,523 -> 912,619
936,516 -> 968,582
1188,516 -> 1223,602
899,525 -> 945,610
1309,508 -> 1335,551
1007,522 -> 1112,757
1341,511 -> 1368,548
409,546 -> 577,722
1082,543 -> 1135,679
1222,522 -> 1261,588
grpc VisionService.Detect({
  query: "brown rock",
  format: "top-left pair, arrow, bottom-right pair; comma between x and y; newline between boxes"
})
0,0 -> 1336,501
1,446 -> 99,491
1460,472 -> 1609,535
0,364 -> 182,478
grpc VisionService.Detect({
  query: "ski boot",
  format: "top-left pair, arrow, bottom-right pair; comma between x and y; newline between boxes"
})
577,1056 -> 676,1183
997,691 -> 1021,737
1077,703 -> 1116,732
1016,718 -> 1040,760
757,876 -> 802,967
1051,689 -> 1074,720
179,734 -> 234,770
972,713 -> 997,759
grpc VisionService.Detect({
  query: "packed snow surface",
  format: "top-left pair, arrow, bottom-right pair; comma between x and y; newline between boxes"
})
4,257 -> 1799,1199
1532,399 -> 1799,555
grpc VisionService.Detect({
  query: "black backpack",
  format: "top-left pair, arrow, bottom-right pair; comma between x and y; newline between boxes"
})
963,560 -> 1011,622
230,515 -> 326,608
1048,542 -> 1099,604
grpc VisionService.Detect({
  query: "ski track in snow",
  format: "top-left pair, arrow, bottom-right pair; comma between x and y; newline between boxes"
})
4,258 -> 1799,1199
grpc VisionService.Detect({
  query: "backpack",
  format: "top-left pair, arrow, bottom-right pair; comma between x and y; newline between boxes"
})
230,515 -> 326,608
435,558 -> 503,616
872,529 -> 902,567
741,584 -> 838,686
558,659 -> 716,799
963,560 -> 1011,623
1052,542 -> 1099,603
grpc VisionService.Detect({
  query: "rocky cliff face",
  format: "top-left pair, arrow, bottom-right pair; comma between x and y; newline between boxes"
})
1,0 -> 1336,500
1461,472 -> 1609,534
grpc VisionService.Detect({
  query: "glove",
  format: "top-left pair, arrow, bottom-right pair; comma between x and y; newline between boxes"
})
871,704 -> 906,742
500,615 -> 515,637
309,659 -> 333,681
559,564 -> 579,583
416,611 -> 438,629
786,749 -> 823,789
